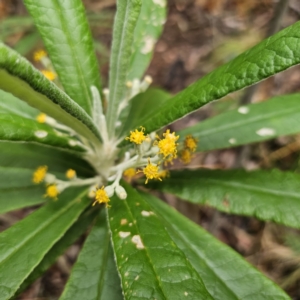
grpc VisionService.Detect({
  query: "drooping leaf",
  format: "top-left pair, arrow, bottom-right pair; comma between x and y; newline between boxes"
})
0,113 -> 84,152
106,0 -> 142,136
0,142 -> 94,177
60,209 -> 122,300
128,0 -> 167,80
121,88 -> 170,135
0,43 -> 101,146
179,93 -> 300,151
150,169 -> 300,229
23,0 -> 102,115
18,208 -> 99,294
142,192 -> 290,300
107,182 -> 213,300
0,187 -> 90,300
136,21 -> 300,133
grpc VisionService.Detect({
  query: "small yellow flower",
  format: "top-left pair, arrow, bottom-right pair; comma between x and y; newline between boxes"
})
34,50 -> 47,62
66,169 -> 76,179
184,135 -> 198,152
180,149 -> 192,164
125,127 -> 146,145
163,129 -> 179,142
93,186 -> 110,207
45,184 -> 59,200
123,168 -> 136,182
41,70 -> 56,81
138,158 -> 162,184
157,138 -> 177,159
36,113 -> 47,123
33,165 -> 48,184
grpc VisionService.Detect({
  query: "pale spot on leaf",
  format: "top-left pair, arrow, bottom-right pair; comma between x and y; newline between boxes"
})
34,130 -> 48,138
228,138 -> 236,144
238,106 -> 249,114
153,0 -> 166,7
131,235 -> 144,249
256,128 -> 276,137
141,36 -> 156,54
120,219 -> 128,225
141,210 -> 151,217
119,231 -> 131,238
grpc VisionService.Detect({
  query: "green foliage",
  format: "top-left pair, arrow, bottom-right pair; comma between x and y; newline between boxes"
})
179,93 -> 300,151
61,209 -> 122,300
143,192 -> 290,299
23,0 -> 102,115
149,169 -> 300,229
0,188 -> 89,299
1,1 -> 300,299
138,21 -> 300,133
106,0 -> 142,136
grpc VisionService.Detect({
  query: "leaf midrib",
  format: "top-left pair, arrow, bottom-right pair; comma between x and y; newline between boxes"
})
52,0 -> 92,114
122,199 -> 167,300
152,205 -> 239,300
194,102 -> 300,137
170,177 -> 300,199
0,189 -> 87,265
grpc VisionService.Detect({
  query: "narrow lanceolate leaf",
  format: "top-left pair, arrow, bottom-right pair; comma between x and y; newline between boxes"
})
0,187 -> 90,300
0,113 -> 84,152
61,210 -> 122,300
23,0 -> 102,115
128,0 -> 167,80
142,192 -> 289,300
106,0 -> 142,136
150,169 -> 300,229
137,21 -> 300,133
122,88 -> 170,135
0,142 -> 94,177
0,43 -> 101,146
107,182 -> 213,300
18,208 -> 98,295
0,87 -> 38,120
179,93 -> 300,151
0,166 -> 46,214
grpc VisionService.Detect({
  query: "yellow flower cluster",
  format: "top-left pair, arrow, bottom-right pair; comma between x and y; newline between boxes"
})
34,50 -> 47,62
32,166 -> 77,200
41,70 -> 57,81
92,186 -> 110,207
125,126 -> 146,144
125,128 -> 179,184
180,135 -> 198,164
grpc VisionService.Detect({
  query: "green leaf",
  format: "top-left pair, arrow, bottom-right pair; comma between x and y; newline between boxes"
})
128,0 -> 167,80
179,93 -> 300,151
0,142 -> 94,177
60,209 -> 122,300
106,0 -> 142,136
150,169 -> 300,229
142,192 -> 289,300
108,182 -> 213,300
137,21 -> 300,133
121,88 -> 171,135
0,89 -> 38,119
23,0 -> 102,115
0,187 -> 90,300
0,166 -> 46,214
0,113 -> 85,152
0,43 -> 101,146
14,32 -> 40,56
18,208 -> 98,295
